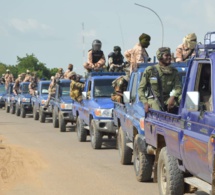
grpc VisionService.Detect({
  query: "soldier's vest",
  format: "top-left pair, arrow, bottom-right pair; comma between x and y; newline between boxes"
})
108,52 -> 124,65
70,81 -> 81,101
90,50 -> 104,63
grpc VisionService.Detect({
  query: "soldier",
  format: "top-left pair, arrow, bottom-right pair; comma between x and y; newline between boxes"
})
0,74 -> 5,84
55,68 -> 64,79
23,70 -> 32,82
29,75 -> 38,96
69,72 -> 85,102
108,46 -> 124,72
13,75 -> 22,95
64,64 -> 73,79
124,33 -> 151,73
76,74 -> 83,82
44,76 -> 56,108
175,33 -> 197,62
138,47 -> 182,113
83,40 -> 106,72
111,67 -> 130,103
4,69 -> 14,90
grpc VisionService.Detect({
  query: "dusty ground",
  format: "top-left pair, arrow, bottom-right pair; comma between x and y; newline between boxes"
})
0,109 -> 208,195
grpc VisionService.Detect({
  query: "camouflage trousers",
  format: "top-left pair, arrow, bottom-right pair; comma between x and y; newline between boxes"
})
75,96 -> 82,103
111,94 -> 122,103
45,93 -> 55,107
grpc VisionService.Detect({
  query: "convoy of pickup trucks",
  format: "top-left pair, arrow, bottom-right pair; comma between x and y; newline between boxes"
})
2,32 -> 215,195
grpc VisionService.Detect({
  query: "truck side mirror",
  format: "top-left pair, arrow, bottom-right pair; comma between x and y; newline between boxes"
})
123,91 -> 130,103
82,92 -> 87,100
185,91 -> 199,111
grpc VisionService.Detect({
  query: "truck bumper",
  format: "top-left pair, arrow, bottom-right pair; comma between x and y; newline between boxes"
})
92,119 -> 117,133
22,103 -> 33,112
61,111 -> 76,122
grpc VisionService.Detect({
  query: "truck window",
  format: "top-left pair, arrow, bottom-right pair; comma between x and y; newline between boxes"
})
131,74 -> 138,102
41,84 -> 49,94
59,83 -> 70,96
87,81 -> 91,98
93,79 -> 114,98
194,63 -> 212,111
0,85 -> 5,93
21,84 -> 29,94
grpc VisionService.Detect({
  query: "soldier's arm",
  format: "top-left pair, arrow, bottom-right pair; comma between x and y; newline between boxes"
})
124,49 -> 132,62
74,82 -> 85,90
87,51 -> 93,65
170,70 -> 182,98
138,68 -> 150,104
97,54 -> 106,67
175,45 -> 183,62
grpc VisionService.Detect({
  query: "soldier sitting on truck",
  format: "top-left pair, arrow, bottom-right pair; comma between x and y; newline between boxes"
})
108,46 -> 124,72
111,67 -> 130,103
23,70 -> 32,82
138,47 -> 182,113
44,76 -> 56,108
29,75 -> 38,96
55,68 -> 64,79
13,75 -> 22,95
69,72 -> 85,102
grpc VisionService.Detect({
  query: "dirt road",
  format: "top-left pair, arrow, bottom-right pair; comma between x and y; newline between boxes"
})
0,110 -> 208,195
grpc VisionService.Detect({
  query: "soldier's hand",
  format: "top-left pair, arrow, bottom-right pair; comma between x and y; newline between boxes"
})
167,96 -> 175,112
144,103 -> 150,113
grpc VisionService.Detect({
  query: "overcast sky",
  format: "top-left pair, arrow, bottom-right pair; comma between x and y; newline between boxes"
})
0,0 -> 215,74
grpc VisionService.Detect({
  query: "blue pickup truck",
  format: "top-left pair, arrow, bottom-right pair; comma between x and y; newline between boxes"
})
113,61 -> 188,183
4,83 -> 15,113
51,79 -> 76,132
13,82 -> 32,118
0,84 -> 6,108
142,32 -> 215,194
31,80 -> 51,122
72,72 -> 124,149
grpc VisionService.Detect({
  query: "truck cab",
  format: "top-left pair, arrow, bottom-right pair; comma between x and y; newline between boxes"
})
73,72 -> 124,149
4,83 -> 14,113
0,83 -> 6,108
31,80 -> 51,122
144,32 -> 215,194
52,79 -> 76,132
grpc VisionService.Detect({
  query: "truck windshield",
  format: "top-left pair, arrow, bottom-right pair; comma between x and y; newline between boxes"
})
93,79 -> 114,98
60,83 -> 70,96
41,84 -> 49,94
0,85 -> 5,93
21,84 -> 29,94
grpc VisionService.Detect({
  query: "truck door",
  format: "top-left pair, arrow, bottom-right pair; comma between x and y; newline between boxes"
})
82,80 -> 91,124
182,62 -> 213,183
125,73 -> 138,140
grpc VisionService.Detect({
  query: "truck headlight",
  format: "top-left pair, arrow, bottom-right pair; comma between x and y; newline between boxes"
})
94,109 -> 112,117
140,117 -> 145,131
41,100 -> 46,105
22,98 -> 30,102
61,103 -> 72,110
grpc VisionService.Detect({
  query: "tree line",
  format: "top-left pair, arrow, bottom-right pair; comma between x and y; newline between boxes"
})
0,54 -> 58,79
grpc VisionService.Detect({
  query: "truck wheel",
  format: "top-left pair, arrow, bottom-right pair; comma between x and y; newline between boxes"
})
158,147 -> 184,195
10,104 -> 15,114
53,110 -> 59,128
15,103 -> 20,116
5,102 -> 10,113
90,121 -> 102,149
33,105 -> 39,120
20,106 -> 26,118
76,116 -> 87,142
59,112 -> 66,132
39,107 -> 45,123
118,126 -> 132,165
133,135 -> 154,182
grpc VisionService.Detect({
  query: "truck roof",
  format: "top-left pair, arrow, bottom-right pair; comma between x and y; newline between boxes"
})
58,79 -> 70,84
87,72 -> 125,78
39,80 -> 50,84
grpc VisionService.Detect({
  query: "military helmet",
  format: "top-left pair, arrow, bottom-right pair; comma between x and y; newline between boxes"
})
114,46 -> 121,52
92,39 -> 102,51
26,69 -> 30,74
6,69 -> 10,72
68,71 -> 76,79
68,64 -> 73,70
156,47 -> 171,60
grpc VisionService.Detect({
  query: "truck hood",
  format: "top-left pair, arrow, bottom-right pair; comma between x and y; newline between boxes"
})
41,95 -> 48,100
91,98 -> 114,109
60,96 -> 73,103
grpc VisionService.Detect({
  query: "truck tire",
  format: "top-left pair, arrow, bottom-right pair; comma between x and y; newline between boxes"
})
117,126 -> 132,165
20,106 -> 26,118
76,116 -> 87,142
39,107 -> 45,123
10,104 -> 15,114
5,102 -> 10,113
33,105 -> 39,120
133,135 -> 154,182
90,121 -> 102,149
158,147 -> 184,195
15,103 -> 20,116
53,109 -> 59,128
59,112 -> 66,132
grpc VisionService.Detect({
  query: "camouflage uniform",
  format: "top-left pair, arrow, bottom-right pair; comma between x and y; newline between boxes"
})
55,72 -> 64,79
138,64 -> 182,111
29,78 -> 37,96
175,33 -> 197,62
13,76 -> 22,95
44,77 -> 56,107
64,64 -> 73,79
23,70 -> 32,82
70,80 -> 85,102
4,71 -> 14,90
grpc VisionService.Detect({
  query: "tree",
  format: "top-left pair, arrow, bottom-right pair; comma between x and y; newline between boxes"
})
0,63 -> 6,76
50,68 -> 58,76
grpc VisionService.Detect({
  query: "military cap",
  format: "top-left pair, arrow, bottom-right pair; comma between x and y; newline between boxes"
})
156,47 -> 171,60
68,71 -> 76,79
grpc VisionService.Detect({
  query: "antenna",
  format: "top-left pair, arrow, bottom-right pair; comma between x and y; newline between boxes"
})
82,22 -> 85,64
134,3 -> 164,47
117,14 -> 125,51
